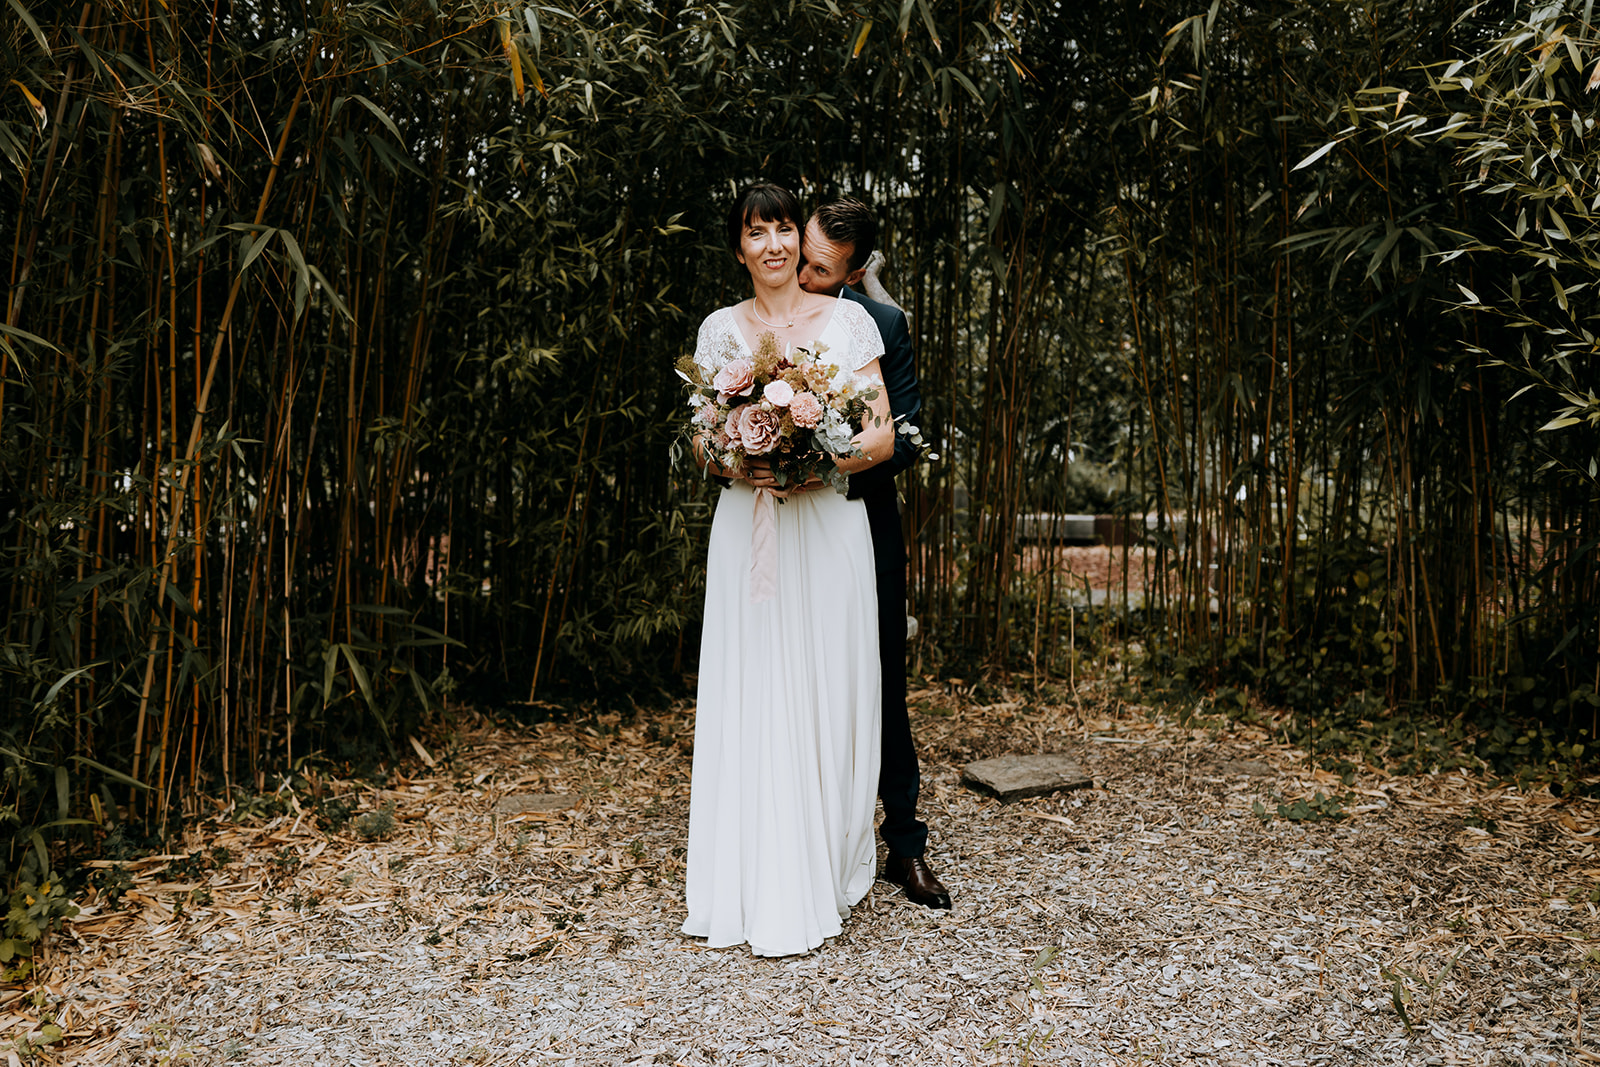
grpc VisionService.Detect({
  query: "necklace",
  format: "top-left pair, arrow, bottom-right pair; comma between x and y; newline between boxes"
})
751,300 -> 800,329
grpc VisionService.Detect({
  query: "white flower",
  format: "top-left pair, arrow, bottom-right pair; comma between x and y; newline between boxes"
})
815,409 -> 856,454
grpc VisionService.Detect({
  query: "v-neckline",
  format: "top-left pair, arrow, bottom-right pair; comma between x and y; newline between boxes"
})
730,296 -> 843,358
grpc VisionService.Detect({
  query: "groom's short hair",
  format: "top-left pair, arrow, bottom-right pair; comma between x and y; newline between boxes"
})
809,198 -> 877,272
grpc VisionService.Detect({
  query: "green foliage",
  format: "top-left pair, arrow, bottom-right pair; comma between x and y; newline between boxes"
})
3,0 -> 1598,892
1,869 -> 77,978
353,802 -> 398,842
1110,0 -> 1600,775
1276,792 -> 1350,823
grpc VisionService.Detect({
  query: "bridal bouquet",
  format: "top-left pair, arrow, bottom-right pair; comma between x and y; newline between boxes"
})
678,332 -> 881,494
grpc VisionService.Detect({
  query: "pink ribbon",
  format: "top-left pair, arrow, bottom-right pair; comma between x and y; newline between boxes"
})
749,488 -> 777,604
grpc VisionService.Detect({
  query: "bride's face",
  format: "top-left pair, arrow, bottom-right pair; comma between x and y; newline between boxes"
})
736,213 -> 800,287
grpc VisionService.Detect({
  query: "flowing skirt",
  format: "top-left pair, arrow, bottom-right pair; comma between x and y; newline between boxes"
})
682,483 -> 882,956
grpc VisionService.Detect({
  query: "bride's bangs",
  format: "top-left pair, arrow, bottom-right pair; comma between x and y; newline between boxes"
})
727,182 -> 801,253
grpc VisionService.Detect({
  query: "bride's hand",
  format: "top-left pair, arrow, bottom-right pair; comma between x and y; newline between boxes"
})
769,474 -> 825,498
742,457 -> 778,489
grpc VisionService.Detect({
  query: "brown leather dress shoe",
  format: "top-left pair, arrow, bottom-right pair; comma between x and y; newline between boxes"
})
882,855 -> 952,909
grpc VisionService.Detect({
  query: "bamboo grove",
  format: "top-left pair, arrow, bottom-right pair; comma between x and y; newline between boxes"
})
2,0 -> 1597,893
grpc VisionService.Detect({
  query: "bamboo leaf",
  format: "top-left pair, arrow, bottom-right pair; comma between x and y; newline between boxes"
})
6,0 -> 49,53
1364,225 -> 1403,279
351,95 -> 407,150
0,321 -> 61,353
164,580 -> 195,616
407,735 -> 437,767
1160,16 -> 1200,64
916,0 -> 941,52
1390,981 -> 1412,1035
502,20 -> 525,101
1291,139 -> 1340,171
340,645 -> 377,716
986,179 -> 1008,238
238,228 -> 275,275
68,756 -> 153,791
948,67 -> 983,105
0,120 -> 27,175
276,229 -> 310,318
523,6 -> 542,56
40,665 -> 94,709
850,19 -> 872,60
305,264 -> 353,323
322,646 -> 341,708
9,79 -> 46,125
1548,622 -> 1584,660
406,667 -> 432,710
1539,416 -> 1580,431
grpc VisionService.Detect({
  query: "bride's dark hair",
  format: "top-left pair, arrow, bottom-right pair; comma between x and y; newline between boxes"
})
726,182 -> 801,260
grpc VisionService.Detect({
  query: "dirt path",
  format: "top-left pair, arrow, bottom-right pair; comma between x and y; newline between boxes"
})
9,683 -> 1599,1066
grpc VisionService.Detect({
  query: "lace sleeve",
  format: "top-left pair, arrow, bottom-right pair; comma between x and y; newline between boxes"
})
693,307 -> 743,375
837,299 -> 885,372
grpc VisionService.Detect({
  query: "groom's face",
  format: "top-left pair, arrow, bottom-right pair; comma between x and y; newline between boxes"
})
797,219 -> 866,297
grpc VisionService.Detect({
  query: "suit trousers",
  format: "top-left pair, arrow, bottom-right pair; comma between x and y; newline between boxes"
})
861,483 -> 928,860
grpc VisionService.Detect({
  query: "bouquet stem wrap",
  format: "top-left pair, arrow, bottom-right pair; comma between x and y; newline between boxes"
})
749,488 -> 778,604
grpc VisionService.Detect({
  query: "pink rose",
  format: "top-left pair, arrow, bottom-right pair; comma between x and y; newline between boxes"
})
762,380 -> 794,407
789,391 -> 823,428
713,359 -> 755,401
730,404 -> 782,455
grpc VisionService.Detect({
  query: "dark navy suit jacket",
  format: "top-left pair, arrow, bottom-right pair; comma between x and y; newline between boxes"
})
840,286 -> 921,501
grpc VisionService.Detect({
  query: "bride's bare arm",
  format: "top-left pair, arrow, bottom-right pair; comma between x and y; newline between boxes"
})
833,356 -> 895,475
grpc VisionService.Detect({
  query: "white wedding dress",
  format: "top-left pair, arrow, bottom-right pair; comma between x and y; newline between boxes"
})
681,297 -> 885,957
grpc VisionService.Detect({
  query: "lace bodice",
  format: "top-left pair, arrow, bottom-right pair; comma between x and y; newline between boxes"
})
693,298 -> 884,376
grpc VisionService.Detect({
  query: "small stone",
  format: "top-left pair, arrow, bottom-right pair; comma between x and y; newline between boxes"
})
960,754 -> 1091,803
493,794 -> 578,815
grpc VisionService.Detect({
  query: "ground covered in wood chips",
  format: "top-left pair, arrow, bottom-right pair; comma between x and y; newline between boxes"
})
6,680 -> 1600,1066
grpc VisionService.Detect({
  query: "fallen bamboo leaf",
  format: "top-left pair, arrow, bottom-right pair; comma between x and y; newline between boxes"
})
1010,810 -> 1075,826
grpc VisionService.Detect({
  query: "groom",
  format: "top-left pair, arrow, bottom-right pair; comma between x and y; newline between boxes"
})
797,198 -> 951,910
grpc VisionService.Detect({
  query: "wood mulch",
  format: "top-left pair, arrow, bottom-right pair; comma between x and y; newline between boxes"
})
5,677 -> 1599,1066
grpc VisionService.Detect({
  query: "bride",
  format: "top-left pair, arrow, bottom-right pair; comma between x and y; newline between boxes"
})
682,182 -> 894,956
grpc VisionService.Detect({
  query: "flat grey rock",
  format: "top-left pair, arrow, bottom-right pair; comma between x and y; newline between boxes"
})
493,793 -> 578,815
961,754 -> 1091,803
